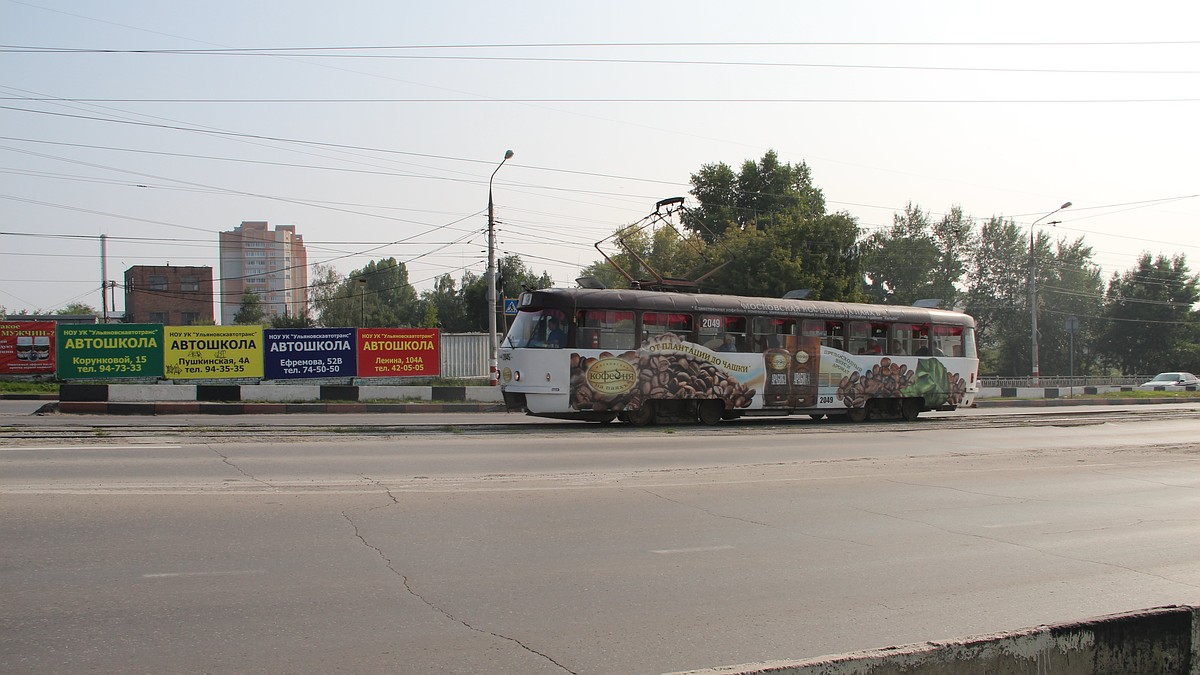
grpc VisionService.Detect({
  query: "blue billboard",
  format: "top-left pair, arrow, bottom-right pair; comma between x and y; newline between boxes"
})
263,328 -> 357,380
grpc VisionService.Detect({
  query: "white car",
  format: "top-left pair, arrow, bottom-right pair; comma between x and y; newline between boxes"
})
1136,372 -> 1200,391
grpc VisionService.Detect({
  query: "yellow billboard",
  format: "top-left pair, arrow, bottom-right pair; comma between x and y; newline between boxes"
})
164,325 -> 264,379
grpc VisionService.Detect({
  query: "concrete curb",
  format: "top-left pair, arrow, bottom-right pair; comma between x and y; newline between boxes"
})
669,605 -> 1198,675
974,396 -> 1199,408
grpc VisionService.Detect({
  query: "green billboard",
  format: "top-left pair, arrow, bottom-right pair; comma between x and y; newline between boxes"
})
56,324 -> 165,379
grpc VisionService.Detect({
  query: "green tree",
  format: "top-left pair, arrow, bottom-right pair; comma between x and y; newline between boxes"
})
419,274 -> 465,331
269,310 -> 314,328
578,222 -> 709,290
1098,253 -> 1199,374
457,255 -> 554,333
703,213 -> 863,300
57,302 -> 97,315
232,291 -> 264,325
685,150 -> 825,241
862,204 -> 974,307
963,217 -> 1029,375
584,151 -> 859,299
1035,238 -> 1104,377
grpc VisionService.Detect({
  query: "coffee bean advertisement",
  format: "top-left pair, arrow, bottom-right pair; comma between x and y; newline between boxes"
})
570,333 -> 970,413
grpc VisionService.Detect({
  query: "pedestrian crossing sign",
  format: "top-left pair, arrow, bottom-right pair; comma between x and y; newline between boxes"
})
503,299 -> 519,316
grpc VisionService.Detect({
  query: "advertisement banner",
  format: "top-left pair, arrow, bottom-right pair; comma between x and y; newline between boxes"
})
56,324 -> 164,379
357,328 -> 440,378
164,325 -> 264,379
0,321 -> 56,375
263,328 -> 357,380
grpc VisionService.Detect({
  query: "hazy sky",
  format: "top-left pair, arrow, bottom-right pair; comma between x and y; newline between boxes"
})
3,0 -> 1198,317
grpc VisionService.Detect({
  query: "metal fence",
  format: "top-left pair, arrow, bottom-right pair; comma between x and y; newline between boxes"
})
979,375 -> 1149,388
440,332 -> 489,380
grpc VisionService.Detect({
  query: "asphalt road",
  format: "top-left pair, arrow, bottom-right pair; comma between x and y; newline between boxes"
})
2,406 -> 1200,674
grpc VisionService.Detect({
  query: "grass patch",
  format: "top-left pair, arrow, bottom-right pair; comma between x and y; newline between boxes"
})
0,381 -> 58,394
1090,389 -> 1200,399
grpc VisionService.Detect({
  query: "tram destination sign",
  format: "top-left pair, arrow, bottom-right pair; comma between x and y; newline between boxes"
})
56,323 -> 164,379
263,328 -> 357,380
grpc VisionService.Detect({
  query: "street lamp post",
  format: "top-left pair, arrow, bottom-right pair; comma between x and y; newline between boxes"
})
487,150 -> 514,386
1029,201 -> 1071,385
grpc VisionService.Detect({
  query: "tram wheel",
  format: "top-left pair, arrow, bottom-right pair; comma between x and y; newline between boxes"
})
622,402 -> 656,427
846,406 -> 869,423
696,400 -> 724,426
900,398 -> 922,422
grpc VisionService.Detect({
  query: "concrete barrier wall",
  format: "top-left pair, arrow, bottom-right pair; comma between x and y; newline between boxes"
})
671,605 -> 1198,675
71,383 -> 505,404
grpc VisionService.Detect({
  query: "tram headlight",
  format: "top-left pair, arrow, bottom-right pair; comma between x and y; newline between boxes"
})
513,370 -> 521,382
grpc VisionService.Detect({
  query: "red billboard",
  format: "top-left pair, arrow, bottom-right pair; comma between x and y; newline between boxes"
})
356,328 -> 440,378
0,321 -> 57,374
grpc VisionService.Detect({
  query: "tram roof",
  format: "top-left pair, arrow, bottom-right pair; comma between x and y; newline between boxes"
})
520,288 -> 974,326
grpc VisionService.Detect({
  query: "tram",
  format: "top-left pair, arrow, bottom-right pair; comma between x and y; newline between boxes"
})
499,287 -> 979,425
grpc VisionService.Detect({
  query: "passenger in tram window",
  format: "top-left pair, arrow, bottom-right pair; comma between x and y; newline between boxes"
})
867,338 -> 882,355
891,340 -> 906,355
717,333 -> 739,352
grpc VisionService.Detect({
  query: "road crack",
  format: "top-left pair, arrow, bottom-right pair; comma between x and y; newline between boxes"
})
207,444 -> 275,489
341,505 -> 576,674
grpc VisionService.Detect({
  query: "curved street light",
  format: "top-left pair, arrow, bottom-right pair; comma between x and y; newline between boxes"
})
1029,201 -> 1072,385
487,150 -> 514,386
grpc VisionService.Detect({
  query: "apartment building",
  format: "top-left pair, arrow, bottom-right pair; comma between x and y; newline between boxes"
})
123,265 -> 214,325
218,221 -> 308,325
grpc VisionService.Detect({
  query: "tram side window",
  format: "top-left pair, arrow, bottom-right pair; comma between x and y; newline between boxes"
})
700,314 -> 747,352
848,322 -> 887,355
932,324 -> 966,357
576,309 -> 635,351
822,320 -> 845,351
642,312 -> 694,346
751,316 -> 796,352
893,323 -> 931,356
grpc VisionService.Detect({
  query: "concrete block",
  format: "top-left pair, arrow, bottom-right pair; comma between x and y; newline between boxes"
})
240,385 -> 320,402
359,386 -> 430,401
109,385 -> 196,402
59,384 -> 109,402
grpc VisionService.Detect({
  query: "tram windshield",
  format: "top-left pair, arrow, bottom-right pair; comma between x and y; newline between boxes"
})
502,309 -> 568,349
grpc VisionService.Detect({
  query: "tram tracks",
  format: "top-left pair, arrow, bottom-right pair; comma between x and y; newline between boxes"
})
1,406 -> 1196,445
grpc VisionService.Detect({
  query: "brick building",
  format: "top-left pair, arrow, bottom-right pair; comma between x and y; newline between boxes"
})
123,265 -> 214,325
218,221 -> 308,326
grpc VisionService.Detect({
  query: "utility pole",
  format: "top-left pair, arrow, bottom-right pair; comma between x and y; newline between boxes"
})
487,149 -> 514,386
100,234 -> 108,321
1029,201 -> 1071,385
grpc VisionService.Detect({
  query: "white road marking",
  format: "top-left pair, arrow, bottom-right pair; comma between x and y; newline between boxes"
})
651,545 -> 735,555
142,570 -> 265,579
